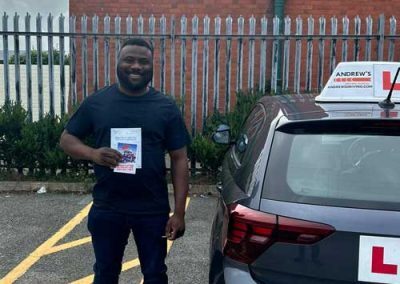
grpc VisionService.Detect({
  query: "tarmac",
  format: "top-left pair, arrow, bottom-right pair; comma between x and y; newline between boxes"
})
0,192 -> 217,283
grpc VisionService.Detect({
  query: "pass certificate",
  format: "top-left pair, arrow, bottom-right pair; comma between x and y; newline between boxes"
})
111,128 -> 142,174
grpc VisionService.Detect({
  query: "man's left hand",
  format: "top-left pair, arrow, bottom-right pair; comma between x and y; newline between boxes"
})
165,214 -> 185,240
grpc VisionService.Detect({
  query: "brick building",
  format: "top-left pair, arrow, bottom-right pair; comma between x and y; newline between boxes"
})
70,0 -> 399,21
69,0 -> 400,130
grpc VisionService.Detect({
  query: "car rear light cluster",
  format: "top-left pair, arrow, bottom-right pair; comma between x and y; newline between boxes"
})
224,204 -> 335,264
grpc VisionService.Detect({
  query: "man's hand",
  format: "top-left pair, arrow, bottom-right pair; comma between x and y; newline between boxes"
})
167,147 -> 189,241
165,213 -> 185,240
60,131 -> 122,168
90,147 -> 122,168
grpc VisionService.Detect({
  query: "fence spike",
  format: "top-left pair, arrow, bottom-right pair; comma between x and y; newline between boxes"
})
104,14 -> 111,86
329,16 -> 338,74
126,15 -> 133,34
294,16 -> 302,93
365,15 -> 373,61
259,15 -> 267,92
225,15 -> 233,113
213,15 -> 221,111
47,13 -> 55,116
282,16 -> 291,92
202,15 -> 210,130
137,14 -> 144,34
2,13 -> 10,103
248,15 -> 256,89
24,13 -> 33,120
354,15 -> 361,61
317,16 -> 326,91
58,13 -> 66,116
0,14 -> 397,126
388,16 -> 397,61
377,14 -> 385,61
236,16 -> 244,91
180,15 -> 187,115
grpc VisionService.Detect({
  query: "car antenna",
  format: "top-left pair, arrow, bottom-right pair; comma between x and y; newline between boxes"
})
379,66 -> 400,109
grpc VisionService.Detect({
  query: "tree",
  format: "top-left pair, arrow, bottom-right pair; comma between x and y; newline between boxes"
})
8,49 -> 70,65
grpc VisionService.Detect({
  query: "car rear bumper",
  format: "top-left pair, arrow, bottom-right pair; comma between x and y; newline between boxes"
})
223,258 -> 257,284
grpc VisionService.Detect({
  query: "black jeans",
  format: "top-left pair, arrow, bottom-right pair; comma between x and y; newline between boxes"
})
88,205 -> 169,284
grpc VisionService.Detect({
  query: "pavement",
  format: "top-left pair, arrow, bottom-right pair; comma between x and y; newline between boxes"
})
0,192 -> 218,284
0,181 -> 217,196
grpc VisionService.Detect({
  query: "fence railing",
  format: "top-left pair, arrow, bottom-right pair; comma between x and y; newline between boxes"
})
1,13 -> 399,132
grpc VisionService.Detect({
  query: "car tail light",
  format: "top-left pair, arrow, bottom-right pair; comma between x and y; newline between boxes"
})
224,204 -> 277,264
223,204 -> 335,264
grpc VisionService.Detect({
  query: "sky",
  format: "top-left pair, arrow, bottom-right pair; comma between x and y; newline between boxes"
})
0,0 -> 68,18
0,0 -> 69,51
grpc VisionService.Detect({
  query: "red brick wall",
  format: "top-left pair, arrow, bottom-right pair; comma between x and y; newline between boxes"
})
69,1 -> 399,130
285,0 -> 398,19
70,0 -> 273,19
70,0 -> 274,130
283,0 -> 400,92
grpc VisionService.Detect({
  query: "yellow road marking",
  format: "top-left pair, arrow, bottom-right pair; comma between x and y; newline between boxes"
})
44,237 -> 92,256
70,258 -> 141,284
69,274 -> 94,284
1,202 -> 92,284
70,228 -> 179,284
138,197 -> 191,284
72,197 -> 191,284
1,197 -> 191,284
121,258 -> 141,271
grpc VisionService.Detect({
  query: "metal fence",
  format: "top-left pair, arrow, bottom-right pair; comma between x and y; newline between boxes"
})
1,13 -> 399,132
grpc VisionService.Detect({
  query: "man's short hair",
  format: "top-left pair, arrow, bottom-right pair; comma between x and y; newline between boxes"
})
119,38 -> 154,56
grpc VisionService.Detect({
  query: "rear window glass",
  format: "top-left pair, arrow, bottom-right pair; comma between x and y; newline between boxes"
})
263,122 -> 400,211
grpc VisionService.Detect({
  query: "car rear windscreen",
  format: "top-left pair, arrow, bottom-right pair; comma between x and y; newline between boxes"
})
263,120 -> 400,211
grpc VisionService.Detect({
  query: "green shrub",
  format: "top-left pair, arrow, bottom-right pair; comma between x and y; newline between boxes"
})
0,89 -> 263,180
0,101 -> 28,174
19,119 -> 41,174
8,49 -> 71,65
0,101 -> 94,180
190,89 -> 264,177
25,114 -> 69,176
190,134 -> 227,177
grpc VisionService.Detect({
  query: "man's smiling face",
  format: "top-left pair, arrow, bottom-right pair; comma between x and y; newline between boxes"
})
117,44 -> 153,94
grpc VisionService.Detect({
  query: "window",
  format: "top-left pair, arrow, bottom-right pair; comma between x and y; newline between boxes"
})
232,104 -> 266,166
263,121 -> 400,211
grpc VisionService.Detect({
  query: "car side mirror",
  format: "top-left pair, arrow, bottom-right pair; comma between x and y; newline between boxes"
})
212,124 -> 231,145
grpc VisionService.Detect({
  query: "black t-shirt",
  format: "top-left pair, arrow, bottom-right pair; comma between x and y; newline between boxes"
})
65,85 -> 190,215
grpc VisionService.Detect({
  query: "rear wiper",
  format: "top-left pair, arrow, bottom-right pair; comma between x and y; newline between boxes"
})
379,66 -> 400,110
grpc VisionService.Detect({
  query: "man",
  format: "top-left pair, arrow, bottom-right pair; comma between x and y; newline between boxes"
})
60,38 -> 190,284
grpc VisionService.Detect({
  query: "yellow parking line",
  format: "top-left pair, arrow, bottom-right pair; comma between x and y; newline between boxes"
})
2,197 -> 191,284
70,223 -> 182,284
138,198 -> 191,284
69,274 -> 94,284
72,198 -> 191,284
44,237 -> 92,256
70,258 -> 141,284
121,258 -> 141,271
1,202 -> 92,284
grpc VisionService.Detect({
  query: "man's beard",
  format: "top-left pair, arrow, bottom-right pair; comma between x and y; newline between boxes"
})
117,67 -> 153,92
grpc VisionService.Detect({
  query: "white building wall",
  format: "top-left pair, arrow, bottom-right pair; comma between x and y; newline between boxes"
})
0,64 -> 70,121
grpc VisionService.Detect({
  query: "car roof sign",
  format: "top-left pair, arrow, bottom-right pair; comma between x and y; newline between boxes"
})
316,61 -> 400,103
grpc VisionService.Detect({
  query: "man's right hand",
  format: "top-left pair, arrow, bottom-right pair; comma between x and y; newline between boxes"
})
90,147 -> 122,168
60,131 -> 122,168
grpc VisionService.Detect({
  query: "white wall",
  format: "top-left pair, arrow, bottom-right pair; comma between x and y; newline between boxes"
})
0,64 -> 70,121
